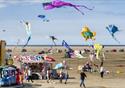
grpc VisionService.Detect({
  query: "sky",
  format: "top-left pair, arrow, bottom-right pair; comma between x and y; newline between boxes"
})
0,0 -> 125,45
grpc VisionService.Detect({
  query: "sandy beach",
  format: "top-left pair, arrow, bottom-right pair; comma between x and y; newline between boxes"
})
4,46 -> 125,88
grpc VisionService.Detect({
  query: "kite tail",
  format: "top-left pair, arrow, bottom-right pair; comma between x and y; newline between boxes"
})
24,36 -> 31,47
52,40 -> 56,46
72,5 -> 84,15
113,36 -> 120,44
111,32 -> 120,44
76,5 -> 94,10
96,51 -> 100,60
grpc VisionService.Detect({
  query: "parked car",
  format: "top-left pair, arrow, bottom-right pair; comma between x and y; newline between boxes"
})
0,66 -> 18,86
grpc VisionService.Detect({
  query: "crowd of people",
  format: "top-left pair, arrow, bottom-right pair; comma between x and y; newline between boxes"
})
7,48 -> 110,88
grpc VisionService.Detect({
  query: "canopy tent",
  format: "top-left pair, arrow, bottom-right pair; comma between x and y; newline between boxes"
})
13,55 -> 44,63
54,63 -> 64,69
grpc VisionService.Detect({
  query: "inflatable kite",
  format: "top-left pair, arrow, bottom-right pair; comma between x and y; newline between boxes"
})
81,26 -> 96,41
92,43 -> 104,60
42,0 -> 93,15
106,25 -> 120,43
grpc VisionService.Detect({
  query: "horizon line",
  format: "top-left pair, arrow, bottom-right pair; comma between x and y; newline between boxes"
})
6,45 -> 125,47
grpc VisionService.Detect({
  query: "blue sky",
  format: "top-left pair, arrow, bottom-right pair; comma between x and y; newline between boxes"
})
0,0 -> 125,45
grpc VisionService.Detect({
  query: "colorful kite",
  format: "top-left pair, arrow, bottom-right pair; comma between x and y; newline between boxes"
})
38,15 -> 49,22
49,36 -> 57,46
20,21 -> 31,47
42,0 -> 93,15
81,26 -> 96,41
93,43 -> 103,60
106,25 -> 120,43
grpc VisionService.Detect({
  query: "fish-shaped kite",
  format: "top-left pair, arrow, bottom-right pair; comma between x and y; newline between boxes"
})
81,26 -> 96,41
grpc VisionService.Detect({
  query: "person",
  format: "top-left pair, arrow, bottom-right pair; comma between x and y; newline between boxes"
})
42,66 -> 46,79
27,67 -> 33,83
82,62 -> 92,72
46,68 -> 50,83
89,52 -> 96,62
16,69 -> 20,85
24,66 -> 28,80
59,69 -> 63,83
64,70 -> 68,84
100,66 -> 104,78
80,70 -> 87,88
19,71 -> 24,85
49,69 -> 55,83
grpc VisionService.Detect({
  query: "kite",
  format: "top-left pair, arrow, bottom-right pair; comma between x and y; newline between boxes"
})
49,36 -> 57,46
20,21 -> 31,47
106,25 -> 120,43
2,29 -> 6,32
92,43 -> 104,60
42,0 -> 93,15
81,26 -> 96,41
38,15 -> 49,22
62,40 -> 73,52
74,50 -> 86,59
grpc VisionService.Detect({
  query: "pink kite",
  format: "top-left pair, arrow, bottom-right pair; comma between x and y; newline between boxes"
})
42,0 -> 93,15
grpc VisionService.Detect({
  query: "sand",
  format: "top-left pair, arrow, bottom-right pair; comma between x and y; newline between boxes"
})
5,46 -> 125,88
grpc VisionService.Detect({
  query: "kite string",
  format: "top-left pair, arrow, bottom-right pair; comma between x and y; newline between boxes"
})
72,5 -> 84,15
75,5 -> 94,10
113,36 -> 120,44
12,39 -> 20,55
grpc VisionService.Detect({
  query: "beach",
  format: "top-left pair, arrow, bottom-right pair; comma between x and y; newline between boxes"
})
5,46 -> 125,88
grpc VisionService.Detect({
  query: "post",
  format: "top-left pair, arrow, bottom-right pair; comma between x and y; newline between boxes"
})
0,40 -> 6,66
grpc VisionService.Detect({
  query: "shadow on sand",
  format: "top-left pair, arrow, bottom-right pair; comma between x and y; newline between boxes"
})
87,86 -> 107,88
68,77 -> 76,79
1,83 -> 42,88
22,83 -> 42,88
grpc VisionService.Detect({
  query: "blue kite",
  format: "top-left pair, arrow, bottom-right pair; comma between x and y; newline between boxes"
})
38,15 -> 49,22
62,40 -> 73,52
106,25 -> 120,43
